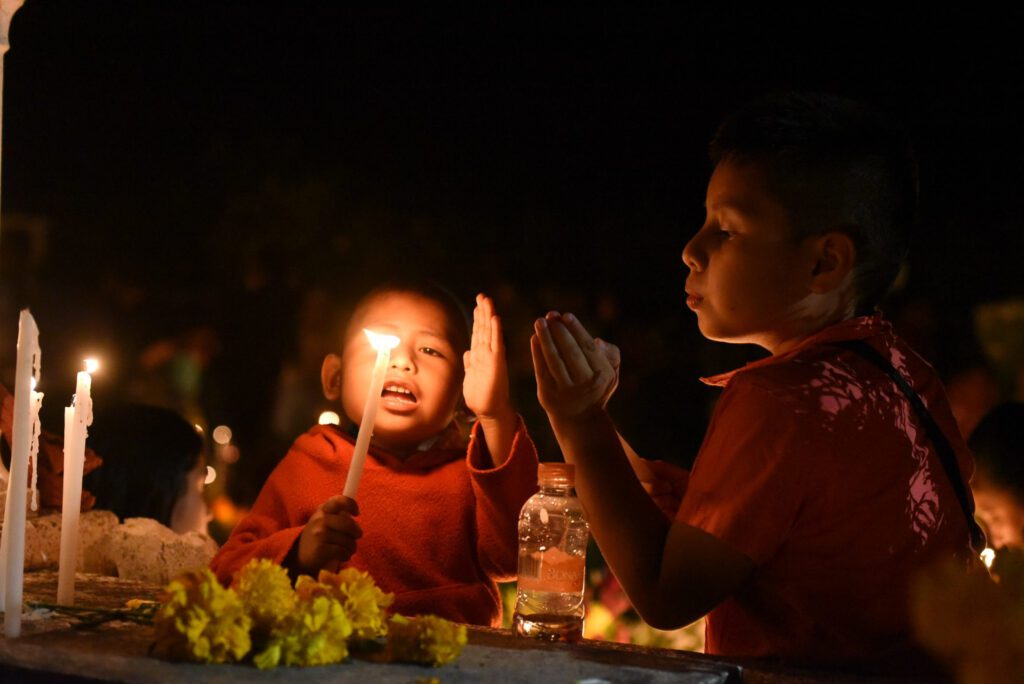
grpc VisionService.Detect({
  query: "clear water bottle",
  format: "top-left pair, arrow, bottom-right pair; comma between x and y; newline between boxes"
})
513,462 -> 589,641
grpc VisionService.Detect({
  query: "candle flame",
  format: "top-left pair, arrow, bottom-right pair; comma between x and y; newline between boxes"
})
364,329 -> 400,351
981,547 -> 996,569
84,358 -> 100,374
318,411 -> 341,426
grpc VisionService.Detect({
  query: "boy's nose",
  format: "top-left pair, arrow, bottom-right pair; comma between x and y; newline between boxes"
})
681,233 -> 704,272
389,349 -> 414,372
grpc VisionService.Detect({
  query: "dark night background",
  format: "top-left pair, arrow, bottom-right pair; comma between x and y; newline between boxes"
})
1,3 -> 1021,504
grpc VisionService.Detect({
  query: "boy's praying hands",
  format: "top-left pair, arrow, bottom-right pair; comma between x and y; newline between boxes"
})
531,311 -> 753,629
532,313 -> 689,519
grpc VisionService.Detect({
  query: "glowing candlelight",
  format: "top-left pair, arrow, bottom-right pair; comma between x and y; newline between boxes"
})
57,360 -> 96,605
343,329 -> 400,499
1,309 -> 40,636
981,547 -> 995,569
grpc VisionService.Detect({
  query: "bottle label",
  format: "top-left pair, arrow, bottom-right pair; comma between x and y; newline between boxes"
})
518,547 -> 585,594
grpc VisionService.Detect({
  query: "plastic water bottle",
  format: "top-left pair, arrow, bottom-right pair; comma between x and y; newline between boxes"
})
513,462 -> 589,641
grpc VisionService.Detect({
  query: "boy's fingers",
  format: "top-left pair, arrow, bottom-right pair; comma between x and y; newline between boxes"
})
321,495 -> 359,516
471,297 -> 482,351
534,319 -> 572,386
595,338 -> 621,371
563,314 -> 614,377
319,527 -> 361,548
322,512 -> 363,539
490,314 -> 504,354
480,295 -> 492,349
321,536 -> 356,565
547,318 -> 592,383
530,333 -> 560,392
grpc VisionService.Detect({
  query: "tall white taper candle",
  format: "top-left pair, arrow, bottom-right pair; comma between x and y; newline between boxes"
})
1,309 -> 39,637
342,329 -> 400,499
57,369 -> 92,605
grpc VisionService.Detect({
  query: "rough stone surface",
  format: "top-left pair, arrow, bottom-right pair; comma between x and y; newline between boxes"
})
100,518 -> 218,585
4,512 -> 217,585
81,511 -> 121,575
21,510 -> 120,572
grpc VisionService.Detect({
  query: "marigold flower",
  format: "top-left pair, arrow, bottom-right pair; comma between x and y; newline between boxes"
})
308,567 -> 394,641
252,593 -> 353,669
152,568 -> 252,664
233,558 -> 296,631
387,614 -> 467,667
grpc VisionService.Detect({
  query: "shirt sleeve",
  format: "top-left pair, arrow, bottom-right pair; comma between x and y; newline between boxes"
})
675,377 -> 811,566
466,415 -> 539,581
209,447 -> 316,585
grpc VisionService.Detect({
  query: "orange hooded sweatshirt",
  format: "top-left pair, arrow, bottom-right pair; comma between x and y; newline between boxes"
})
210,419 -> 539,626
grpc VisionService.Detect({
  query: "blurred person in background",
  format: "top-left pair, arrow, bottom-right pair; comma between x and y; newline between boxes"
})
85,403 -> 210,536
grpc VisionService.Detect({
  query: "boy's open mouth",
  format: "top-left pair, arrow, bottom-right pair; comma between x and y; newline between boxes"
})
381,382 -> 418,409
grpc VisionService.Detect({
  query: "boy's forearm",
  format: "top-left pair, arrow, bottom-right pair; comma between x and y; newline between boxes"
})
477,409 -> 517,467
547,410 -> 673,612
551,410 -> 748,628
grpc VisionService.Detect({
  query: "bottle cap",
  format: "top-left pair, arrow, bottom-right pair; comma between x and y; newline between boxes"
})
538,462 -> 575,487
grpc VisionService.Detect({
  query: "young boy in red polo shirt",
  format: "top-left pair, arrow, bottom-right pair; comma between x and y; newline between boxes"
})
531,93 -> 979,672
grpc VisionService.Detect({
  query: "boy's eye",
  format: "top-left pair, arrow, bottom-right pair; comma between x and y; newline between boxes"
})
419,347 -> 445,358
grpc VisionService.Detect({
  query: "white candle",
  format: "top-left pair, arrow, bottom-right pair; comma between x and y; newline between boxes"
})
1,309 -> 40,637
0,373 -> 40,616
57,367 -> 94,605
342,329 -> 400,499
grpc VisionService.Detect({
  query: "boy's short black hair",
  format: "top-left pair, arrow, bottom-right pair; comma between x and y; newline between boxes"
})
344,278 -> 472,355
710,92 -> 919,315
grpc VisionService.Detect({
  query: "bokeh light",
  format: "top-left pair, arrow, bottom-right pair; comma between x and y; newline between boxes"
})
212,425 -> 233,445
221,444 -> 241,464
318,411 -> 341,426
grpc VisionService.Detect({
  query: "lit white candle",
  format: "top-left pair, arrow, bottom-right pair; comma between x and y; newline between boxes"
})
57,362 -> 95,605
1,309 -> 40,637
342,329 -> 400,499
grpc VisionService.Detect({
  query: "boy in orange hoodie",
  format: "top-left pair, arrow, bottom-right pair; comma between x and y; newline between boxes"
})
212,284 -> 538,626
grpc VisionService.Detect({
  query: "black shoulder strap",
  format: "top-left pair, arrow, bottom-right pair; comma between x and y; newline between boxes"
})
832,339 -> 986,553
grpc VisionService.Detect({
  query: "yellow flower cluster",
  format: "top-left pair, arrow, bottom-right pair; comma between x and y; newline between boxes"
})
388,614 -> 468,667
233,559 -> 296,630
313,567 -> 394,641
251,590 -> 353,670
152,568 -> 252,664
151,560 -> 467,670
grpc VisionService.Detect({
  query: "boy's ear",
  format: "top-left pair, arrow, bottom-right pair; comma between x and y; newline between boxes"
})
321,354 -> 343,401
809,231 -> 856,293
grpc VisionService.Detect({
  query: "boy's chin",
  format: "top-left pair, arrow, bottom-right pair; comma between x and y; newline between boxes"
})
370,421 -> 435,452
